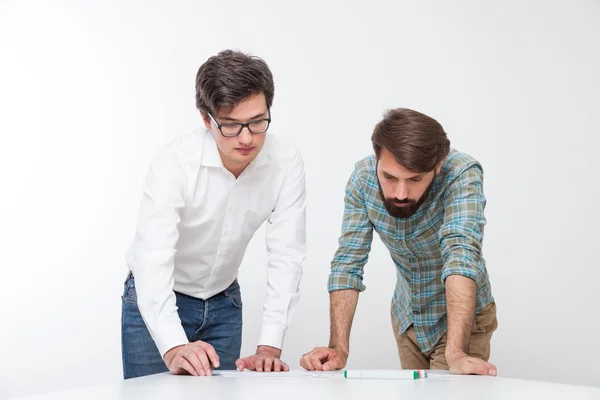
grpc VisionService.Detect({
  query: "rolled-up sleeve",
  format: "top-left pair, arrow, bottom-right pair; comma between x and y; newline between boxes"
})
439,165 -> 487,284
260,150 -> 307,349
328,165 -> 374,293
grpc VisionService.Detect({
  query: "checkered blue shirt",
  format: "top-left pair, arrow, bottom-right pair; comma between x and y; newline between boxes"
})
328,149 -> 494,352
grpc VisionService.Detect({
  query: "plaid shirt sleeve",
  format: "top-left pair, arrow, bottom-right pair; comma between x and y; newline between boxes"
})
328,165 -> 374,293
440,164 -> 487,284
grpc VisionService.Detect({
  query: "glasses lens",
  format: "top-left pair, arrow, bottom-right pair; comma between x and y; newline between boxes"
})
248,119 -> 269,134
221,124 -> 242,137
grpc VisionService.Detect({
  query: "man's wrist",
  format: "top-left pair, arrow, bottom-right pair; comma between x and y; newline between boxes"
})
329,343 -> 349,357
445,350 -> 468,364
256,345 -> 281,357
163,344 -> 183,364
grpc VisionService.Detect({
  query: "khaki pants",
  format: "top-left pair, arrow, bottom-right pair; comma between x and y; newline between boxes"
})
392,302 -> 498,369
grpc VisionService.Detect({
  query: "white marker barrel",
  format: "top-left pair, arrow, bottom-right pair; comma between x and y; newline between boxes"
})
344,369 -> 427,380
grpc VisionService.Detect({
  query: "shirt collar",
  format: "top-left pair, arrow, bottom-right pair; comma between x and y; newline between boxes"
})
248,138 -> 270,170
201,131 -> 222,167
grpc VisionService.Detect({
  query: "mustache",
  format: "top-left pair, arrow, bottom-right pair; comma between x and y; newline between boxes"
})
389,198 -> 413,205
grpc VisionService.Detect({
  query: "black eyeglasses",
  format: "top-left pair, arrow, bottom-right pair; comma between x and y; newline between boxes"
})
208,109 -> 271,137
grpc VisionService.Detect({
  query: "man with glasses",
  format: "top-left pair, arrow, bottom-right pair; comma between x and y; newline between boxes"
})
121,50 -> 306,379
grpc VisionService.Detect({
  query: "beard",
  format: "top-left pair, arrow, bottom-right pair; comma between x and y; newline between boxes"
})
377,174 -> 436,219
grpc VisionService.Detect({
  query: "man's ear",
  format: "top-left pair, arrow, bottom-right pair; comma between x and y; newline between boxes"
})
435,160 -> 443,175
201,112 -> 212,131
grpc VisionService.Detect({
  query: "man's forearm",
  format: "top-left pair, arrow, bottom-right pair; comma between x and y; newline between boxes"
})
328,289 -> 359,355
445,275 -> 477,361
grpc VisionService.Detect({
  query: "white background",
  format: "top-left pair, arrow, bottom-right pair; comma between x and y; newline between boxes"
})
1,0 -> 599,397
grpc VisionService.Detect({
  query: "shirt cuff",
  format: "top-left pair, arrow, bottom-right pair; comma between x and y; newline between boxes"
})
442,261 -> 479,285
258,324 -> 285,350
327,271 -> 366,293
154,323 -> 189,358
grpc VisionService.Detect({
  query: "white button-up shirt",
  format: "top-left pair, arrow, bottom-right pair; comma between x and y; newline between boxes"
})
126,130 -> 306,357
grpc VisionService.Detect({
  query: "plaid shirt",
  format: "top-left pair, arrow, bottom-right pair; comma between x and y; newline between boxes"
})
328,149 -> 494,352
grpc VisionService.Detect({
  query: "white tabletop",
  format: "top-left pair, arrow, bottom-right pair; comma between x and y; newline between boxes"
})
11,370 -> 600,400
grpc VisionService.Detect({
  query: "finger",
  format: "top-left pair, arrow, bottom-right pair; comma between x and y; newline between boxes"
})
310,355 -> 323,371
182,350 -> 205,376
235,358 -> 245,372
488,363 -> 498,376
467,358 -> 493,376
312,348 -> 332,359
273,359 -> 282,372
255,357 -> 264,372
193,347 -> 213,376
247,357 -> 258,371
264,358 -> 273,372
198,342 -> 220,369
282,360 -> 290,372
240,356 -> 257,371
300,354 -> 315,371
176,355 -> 198,376
323,357 -> 344,371
308,355 -> 323,371
472,360 -> 493,376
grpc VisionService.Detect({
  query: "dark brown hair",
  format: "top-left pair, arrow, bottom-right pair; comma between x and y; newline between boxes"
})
195,49 -> 274,116
372,108 -> 450,172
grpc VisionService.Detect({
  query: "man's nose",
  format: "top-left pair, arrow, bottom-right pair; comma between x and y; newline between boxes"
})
237,127 -> 252,145
394,182 -> 408,200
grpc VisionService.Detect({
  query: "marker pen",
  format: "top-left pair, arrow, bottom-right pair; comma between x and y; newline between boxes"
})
343,369 -> 428,380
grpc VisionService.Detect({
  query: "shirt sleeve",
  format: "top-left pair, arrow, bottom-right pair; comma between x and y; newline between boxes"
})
127,147 -> 189,357
327,164 -> 374,293
259,150 -> 307,349
439,164 -> 487,284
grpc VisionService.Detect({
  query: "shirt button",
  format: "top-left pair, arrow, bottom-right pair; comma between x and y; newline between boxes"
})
223,231 -> 228,236
218,252 -> 224,256
228,207 -> 232,212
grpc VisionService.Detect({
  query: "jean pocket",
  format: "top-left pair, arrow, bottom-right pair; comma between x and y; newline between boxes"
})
226,284 -> 243,308
230,291 -> 242,308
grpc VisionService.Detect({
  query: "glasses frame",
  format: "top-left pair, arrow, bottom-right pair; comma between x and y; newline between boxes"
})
208,108 -> 272,137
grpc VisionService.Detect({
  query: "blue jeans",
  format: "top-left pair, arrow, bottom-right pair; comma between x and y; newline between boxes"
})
121,273 -> 243,379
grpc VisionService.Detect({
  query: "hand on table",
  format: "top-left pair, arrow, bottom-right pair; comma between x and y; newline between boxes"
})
236,345 -> 289,372
447,352 -> 497,376
299,347 -> 348,371
163,341 -> 220,376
